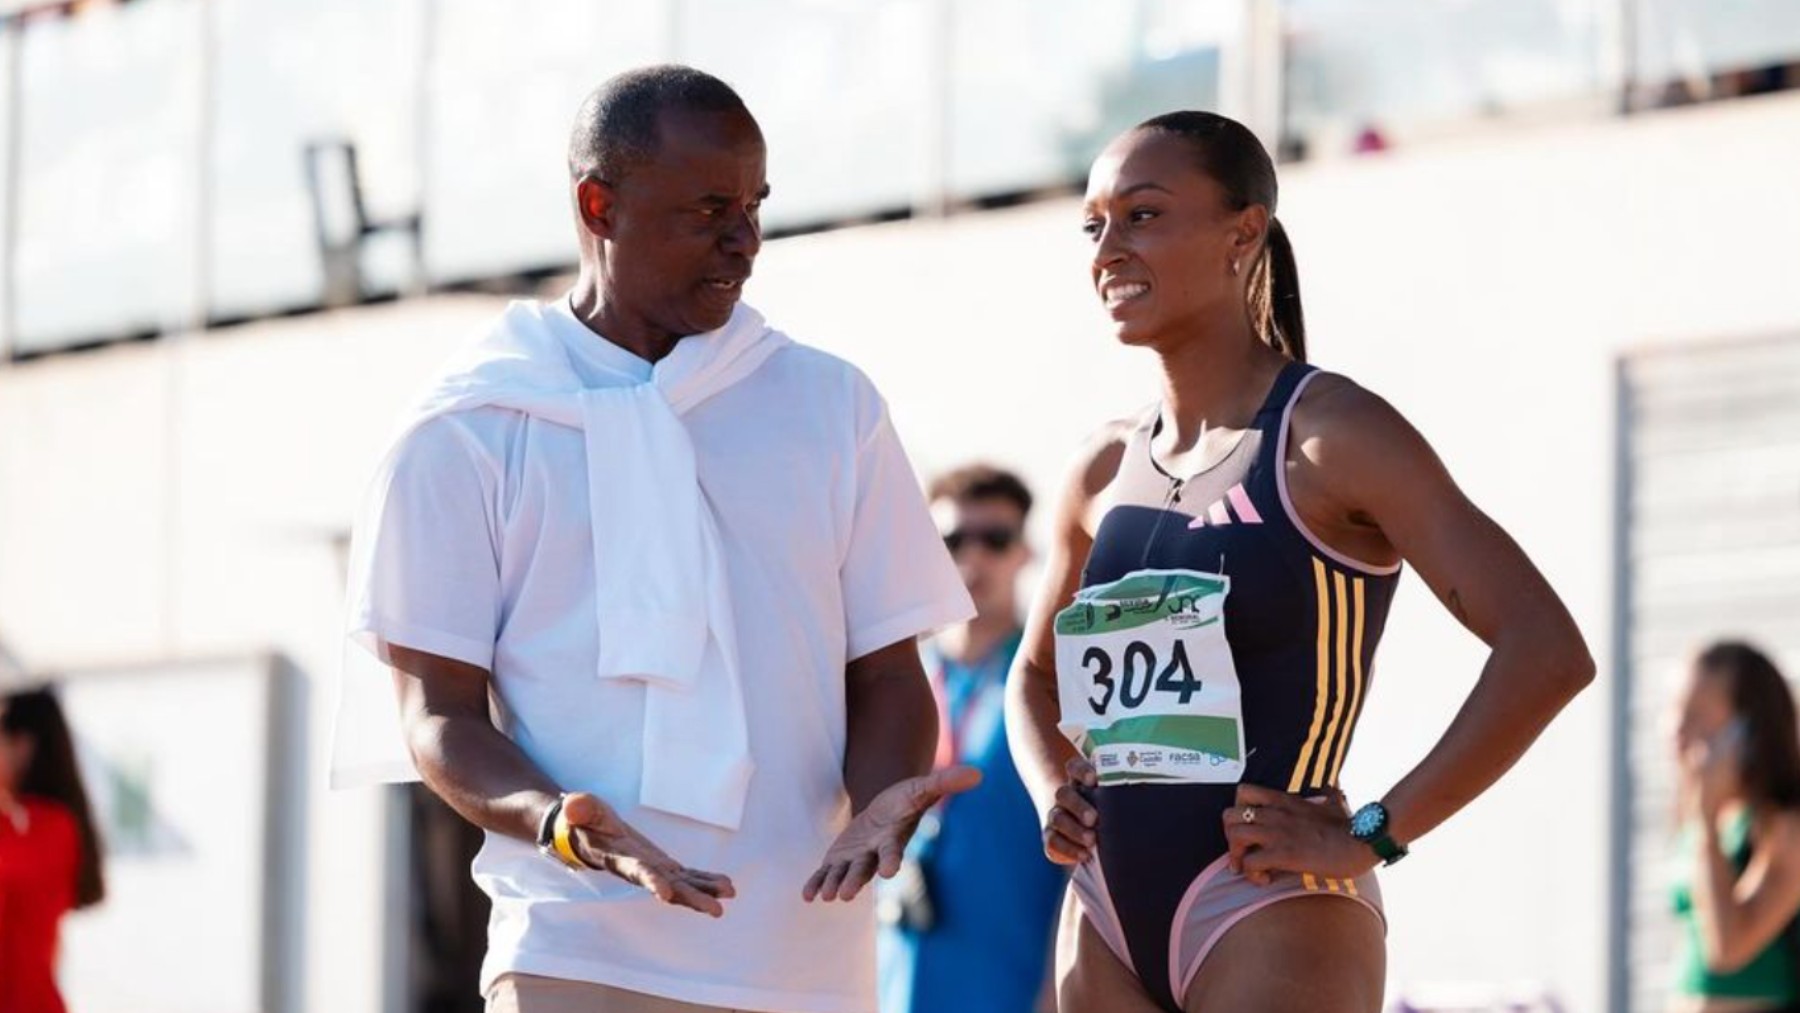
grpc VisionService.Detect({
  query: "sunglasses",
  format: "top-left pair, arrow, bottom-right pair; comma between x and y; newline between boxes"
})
944,527 -> 1021,554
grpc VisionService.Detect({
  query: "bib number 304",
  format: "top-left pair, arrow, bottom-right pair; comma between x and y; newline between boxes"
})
1054,569 -> 1246,785
1081,638 -> 1203,714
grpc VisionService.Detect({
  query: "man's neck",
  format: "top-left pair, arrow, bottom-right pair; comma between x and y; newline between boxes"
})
937,609 -> 1019,665
567,271 -> 681,364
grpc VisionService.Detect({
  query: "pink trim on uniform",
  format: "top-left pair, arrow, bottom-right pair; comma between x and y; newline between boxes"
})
1072,855 -> 1138,976
1226,483 -> 1263,524
1166,855 -> 1232,1002
1207,500 -> 1232,526
1175,871 -> 1387,1002
1274,372 -> 1403,577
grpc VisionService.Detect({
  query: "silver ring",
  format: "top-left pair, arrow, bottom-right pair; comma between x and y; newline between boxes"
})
1241,806 -> 1258,825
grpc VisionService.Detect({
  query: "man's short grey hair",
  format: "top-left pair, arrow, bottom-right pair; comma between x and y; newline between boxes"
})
567,64 -> 752,183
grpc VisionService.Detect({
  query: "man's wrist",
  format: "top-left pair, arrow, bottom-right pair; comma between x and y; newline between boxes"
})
536,794 -> 567,860
536,793 -> 592,871
847,761 -> 928,816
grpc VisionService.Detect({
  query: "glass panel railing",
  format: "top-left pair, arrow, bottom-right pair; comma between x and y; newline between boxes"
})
676,0 -> 930,231
1281,0 -> 1612,158
421,0 -> 668,284
1631,0 -> 1800,101
3,0 -> 1235,350
15,0 -> 201,353
209,0 -> 424,320
945,0 -> 1231,200
0,29 -> 15,355
16,0 -> 1795,353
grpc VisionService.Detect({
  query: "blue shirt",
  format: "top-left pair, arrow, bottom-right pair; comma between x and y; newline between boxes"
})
877,630 -> 1067,1013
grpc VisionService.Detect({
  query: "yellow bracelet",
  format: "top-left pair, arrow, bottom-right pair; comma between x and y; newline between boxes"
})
551,804 -> 588,871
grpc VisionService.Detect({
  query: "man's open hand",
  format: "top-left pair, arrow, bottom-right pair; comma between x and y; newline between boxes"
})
563,792 -> 737,917
802,766 -> 982,903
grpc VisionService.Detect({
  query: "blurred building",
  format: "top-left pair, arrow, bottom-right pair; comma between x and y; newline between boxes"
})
0,2 -> 1797,1012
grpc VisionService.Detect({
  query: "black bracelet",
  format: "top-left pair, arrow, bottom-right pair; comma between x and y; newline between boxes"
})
535,794 -> 566,856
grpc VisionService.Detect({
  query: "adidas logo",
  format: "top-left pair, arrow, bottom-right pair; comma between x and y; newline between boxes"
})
1186,483 -> 1264,528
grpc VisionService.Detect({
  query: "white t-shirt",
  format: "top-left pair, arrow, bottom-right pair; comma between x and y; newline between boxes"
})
350,302 -> 973,1012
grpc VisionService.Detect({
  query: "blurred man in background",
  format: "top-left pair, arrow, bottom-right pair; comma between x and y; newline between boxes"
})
879,464 -> 1066,1013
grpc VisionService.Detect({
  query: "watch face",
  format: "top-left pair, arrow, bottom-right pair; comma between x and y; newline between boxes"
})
1350,804 -> 1386,839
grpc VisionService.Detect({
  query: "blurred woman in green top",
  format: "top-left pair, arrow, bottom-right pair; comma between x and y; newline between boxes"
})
1670,641 -> 1800,1013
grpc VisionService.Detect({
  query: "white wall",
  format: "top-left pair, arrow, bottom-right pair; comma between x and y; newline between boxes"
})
3,91 -> 1798,1012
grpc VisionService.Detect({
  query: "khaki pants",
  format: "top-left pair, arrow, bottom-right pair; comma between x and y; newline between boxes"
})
485,972 -> 771,1013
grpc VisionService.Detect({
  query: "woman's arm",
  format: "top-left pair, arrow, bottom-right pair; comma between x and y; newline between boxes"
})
1689,802 -> 1800,971
1233,377 -> 1594,879
1313,378 -> 1594,845
1005,423 -> 1130,864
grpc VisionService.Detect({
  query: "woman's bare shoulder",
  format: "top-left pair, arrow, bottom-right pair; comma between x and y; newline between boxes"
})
1287,369 -> 1449,496
1056,412 -> 1146,535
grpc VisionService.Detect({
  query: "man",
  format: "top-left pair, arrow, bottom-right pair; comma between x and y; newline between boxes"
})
332,66 -> 976,1013
877,464 -> 1066,1013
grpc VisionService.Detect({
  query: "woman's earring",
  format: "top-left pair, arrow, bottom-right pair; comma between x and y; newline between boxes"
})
1230,259 -> 1240,277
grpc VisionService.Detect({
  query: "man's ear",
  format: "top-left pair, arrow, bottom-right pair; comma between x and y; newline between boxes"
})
575,175 -> 618,238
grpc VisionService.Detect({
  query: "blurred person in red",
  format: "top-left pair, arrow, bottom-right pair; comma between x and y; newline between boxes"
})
0,688 -> 106,1013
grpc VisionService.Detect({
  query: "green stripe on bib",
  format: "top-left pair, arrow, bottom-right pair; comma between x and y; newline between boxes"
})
1087,714 -> 1241,759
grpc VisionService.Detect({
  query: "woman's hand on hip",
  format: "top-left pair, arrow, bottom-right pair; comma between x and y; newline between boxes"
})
1223,784 -> 1378,886
1043,756 -> 1100,866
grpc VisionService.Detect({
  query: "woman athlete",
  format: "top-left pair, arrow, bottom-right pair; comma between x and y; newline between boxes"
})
1003,111 -> 1595,1013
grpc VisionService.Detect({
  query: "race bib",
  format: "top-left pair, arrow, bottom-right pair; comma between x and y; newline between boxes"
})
1054,569 -> 1246,785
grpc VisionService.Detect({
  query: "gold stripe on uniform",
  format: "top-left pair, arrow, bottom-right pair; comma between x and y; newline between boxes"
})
1310,571 -> 1352,787
1302,873 -> 1319,892
1324,878 -> 1341,893
1327,577 -> 1368,786
1288,558 -> 1334,792
1344,878 -> 1360,898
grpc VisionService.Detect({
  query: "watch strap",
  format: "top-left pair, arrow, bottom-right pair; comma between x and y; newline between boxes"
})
1368,833 -> 1408,865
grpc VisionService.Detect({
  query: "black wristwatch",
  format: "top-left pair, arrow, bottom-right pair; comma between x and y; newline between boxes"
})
1348,802 -> 1408,866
